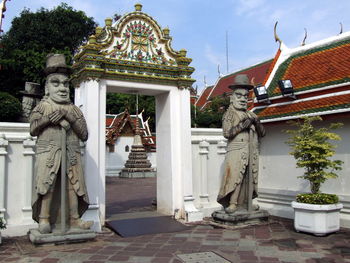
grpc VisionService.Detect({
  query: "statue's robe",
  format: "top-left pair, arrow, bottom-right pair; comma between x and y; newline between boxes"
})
29,98 -> 89,223
217,105 -> 265,209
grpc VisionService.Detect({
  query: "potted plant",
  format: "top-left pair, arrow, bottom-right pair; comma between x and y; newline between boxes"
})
0,217 -> 6,244
286,116 -> 343,236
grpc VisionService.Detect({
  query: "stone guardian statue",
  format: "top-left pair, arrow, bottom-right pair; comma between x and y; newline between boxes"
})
29,54 -> 92,235
217,74 -> 265,214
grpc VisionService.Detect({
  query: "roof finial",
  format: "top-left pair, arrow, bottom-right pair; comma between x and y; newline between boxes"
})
274,21 -> 282,46
135,3 -> 142,12
217,64 -> 222,77
250,77 -> 256,86
339,22 -> 343,35
301,28 -> 307,46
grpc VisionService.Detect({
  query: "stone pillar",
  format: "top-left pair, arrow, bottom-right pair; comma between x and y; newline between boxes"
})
217,140 -> 227,155
199,140 -> 210,205
155,87 -> 203,221
75,79 -> 106,231
0,134 -> 8,218
22,136 -> 35,223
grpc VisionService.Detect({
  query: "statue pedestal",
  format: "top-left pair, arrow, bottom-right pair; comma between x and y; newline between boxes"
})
212,209 -> 269,226
29,227 -> 96,245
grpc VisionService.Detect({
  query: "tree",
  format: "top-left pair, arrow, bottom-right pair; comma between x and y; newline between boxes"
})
0,92 -> 22,122
106,93 -> 156,131
193,96 -> 230,128
0,3 -> 97,98
285,116 -> 343,197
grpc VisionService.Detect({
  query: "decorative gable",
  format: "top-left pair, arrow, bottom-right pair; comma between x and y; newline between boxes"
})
72,4 -> 195,88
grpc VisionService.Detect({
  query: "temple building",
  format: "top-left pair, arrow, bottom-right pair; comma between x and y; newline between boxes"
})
105,109 -> 156,176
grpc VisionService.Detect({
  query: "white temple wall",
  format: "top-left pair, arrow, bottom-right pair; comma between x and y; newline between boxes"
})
106,136 -> 134,177
258,118 -> 350,227
0,123 -> 37,237
2,119 -> 350,237
190,128 -> 226,217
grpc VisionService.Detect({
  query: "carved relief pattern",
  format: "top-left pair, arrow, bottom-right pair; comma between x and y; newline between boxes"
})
106,21 -> 176,66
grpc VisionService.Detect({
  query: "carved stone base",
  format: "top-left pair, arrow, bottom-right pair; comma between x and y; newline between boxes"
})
120,171 -> 156,178
212,209 -> 269,226
28,228 -> 96,245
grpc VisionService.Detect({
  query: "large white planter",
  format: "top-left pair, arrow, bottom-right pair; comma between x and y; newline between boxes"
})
291,201 -> 343,236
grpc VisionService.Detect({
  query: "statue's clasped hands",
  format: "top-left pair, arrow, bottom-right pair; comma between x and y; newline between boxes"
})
49,109 -> 74,130
241,114 -> 258,130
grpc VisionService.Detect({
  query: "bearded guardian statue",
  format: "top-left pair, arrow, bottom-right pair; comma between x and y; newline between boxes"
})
217,74 -> 265,214
30,54 -> 92,234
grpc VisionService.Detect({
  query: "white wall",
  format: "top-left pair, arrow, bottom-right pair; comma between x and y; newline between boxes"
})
106,136 -> 133,176
2,119 -> 350,237
191,128 -> 226,217
0,123 -> 36,236
258,118 -> 350,227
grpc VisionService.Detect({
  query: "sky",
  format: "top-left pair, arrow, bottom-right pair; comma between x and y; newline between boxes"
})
2,0 -> 350,93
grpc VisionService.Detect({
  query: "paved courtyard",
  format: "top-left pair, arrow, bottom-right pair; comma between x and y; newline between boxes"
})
1,178 -> 350,263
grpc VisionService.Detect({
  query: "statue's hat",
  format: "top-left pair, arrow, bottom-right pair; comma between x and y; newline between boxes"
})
44,53 -> 72,76
228,74 -> 254,90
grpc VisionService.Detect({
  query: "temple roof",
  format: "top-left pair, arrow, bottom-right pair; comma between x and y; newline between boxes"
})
195,85 -> 213,109
106,109 -> 155,149
196,60 -> 272,110
253,31 -> 350,122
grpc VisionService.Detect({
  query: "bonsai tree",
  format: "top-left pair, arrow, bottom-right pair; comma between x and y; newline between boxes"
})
285,116 -> 343,204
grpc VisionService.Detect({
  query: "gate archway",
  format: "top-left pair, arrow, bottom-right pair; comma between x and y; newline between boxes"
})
71,4 -> 203,231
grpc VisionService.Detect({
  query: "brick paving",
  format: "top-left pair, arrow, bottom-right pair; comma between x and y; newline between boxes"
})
1,178 -> 350,262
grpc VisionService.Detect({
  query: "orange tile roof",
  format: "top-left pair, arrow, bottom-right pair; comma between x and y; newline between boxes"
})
255,92 -> 350,121
268,38 -> 350,96
195,86 -> 213,109
262,49 -> 281,85
253,35 -> 350,121
210,60 -> 273,99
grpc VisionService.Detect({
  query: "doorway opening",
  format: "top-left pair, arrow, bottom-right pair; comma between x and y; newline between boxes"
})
105,91 -> 158,221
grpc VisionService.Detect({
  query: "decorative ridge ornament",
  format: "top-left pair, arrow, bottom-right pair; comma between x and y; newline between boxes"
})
339,22 -> 343,35
274,21 -> 282,47
301,28 -> 307,46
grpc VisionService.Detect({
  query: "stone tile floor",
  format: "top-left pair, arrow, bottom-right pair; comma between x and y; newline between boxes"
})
1,217 -> 350,263
1,178 -> 350,262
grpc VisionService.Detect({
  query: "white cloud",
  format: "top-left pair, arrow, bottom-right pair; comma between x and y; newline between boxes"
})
235,0 -> 265,16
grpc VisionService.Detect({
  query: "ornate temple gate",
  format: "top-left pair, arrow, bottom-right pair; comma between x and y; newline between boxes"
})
71,4 -> 203,231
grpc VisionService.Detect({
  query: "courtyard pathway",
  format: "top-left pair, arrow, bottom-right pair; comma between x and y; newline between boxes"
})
1,178 -> 350,263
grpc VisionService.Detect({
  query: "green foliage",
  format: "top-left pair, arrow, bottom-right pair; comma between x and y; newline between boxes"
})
296,193 -> 339,205
0,217 -> 6,230
106,93 -> 156,131
193,95 -> 230,128
285,116 -> 343,195
0,92 -> 22,122
0,3 -> 97,98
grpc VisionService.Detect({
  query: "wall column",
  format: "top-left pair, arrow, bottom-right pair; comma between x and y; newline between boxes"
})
199,140 -> 210,206
0,134 -> 8,218
22,136 -> 35,224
